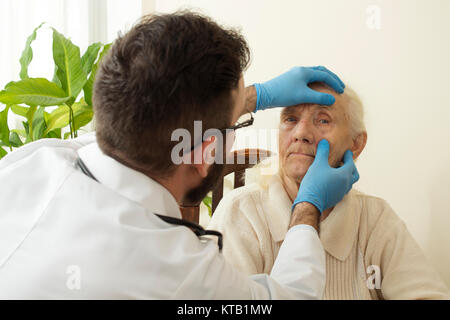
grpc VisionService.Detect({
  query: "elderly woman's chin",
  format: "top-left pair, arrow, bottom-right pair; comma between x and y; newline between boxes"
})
283,158 -> 313,183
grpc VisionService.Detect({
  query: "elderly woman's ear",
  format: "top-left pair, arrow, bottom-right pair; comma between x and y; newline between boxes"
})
351,132 -> 367,160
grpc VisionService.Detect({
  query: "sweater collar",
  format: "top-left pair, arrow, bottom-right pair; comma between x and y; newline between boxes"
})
264,173 -> 360,261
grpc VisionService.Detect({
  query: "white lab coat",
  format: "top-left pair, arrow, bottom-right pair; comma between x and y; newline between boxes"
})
0,133 -> 325,299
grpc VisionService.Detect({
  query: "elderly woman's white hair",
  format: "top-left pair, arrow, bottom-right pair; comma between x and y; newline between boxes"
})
344,86 -> 366,138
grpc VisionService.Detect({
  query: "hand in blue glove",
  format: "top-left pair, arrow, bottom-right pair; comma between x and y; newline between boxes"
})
253,66 -> 345,112
292,139 -> 359,213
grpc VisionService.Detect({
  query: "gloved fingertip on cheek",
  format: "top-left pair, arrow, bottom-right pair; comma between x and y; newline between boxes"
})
343,149 -> 354,162
352,170 -> 360,184
316,139 -> 330,155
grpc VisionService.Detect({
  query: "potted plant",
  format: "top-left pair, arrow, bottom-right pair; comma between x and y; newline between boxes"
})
0,23 -> 111,158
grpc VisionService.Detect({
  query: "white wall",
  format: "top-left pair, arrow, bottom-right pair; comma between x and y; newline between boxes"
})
0,0 -> 90,90
0,0 -> 143,90
151,0 -> 450,288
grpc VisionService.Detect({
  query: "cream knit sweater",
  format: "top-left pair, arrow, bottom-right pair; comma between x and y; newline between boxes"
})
208,173 -> 449,300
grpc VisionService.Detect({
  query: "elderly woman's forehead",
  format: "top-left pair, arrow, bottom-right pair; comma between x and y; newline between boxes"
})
283,87 -> 347,114
281,102 -> 340,115
310,83 -> 346,104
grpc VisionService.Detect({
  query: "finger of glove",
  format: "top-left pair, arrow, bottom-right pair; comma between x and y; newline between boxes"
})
339,150 -> 358,183
342,149 -> 354,164
352,166 -> 360,184
315,139 -> 331,164
307,69 -> 344,94
312,66 -> 346,90
303,87 -> 336,106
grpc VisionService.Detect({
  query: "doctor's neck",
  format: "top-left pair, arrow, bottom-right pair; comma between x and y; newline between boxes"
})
152,174 -> 186,204
150,164 -> 205,206
101,147 -> 187,204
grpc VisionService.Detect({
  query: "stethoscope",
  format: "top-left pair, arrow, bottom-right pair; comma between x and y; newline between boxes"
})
75,157 -> 223,251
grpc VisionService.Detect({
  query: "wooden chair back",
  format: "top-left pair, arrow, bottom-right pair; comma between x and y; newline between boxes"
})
180,148 -> 273,223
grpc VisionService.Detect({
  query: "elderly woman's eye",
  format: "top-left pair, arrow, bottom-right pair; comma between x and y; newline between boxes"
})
286,117 -> 297,122
318,119 -> 329,125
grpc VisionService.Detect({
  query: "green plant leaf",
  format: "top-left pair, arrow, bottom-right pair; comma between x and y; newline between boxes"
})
10,105 -> 29,118
19,22 -> 45,80
73,103 -> 93,131
83,43 -> 112,106
46,128 -> 61,139
26,105 -> 37,128
52,28 -> 87,101
64,132 -> 71,140
81,42 -> 102,75
22,121 -> 32,144
11,129 -> 27,139
44,104 -> 70,135
202,195 -> 212,207
31,107 -> 47,140
43,100 -> 93,136
43,109 -> 50,124
9,131 -> 23,147
202,195 -> 213,217
0,78 -> 70,106
52,127 -> 62,139
0,147 -> 7,159
52,65 -> 62,88
0,106 -> 10,147
22,121 -> 29,135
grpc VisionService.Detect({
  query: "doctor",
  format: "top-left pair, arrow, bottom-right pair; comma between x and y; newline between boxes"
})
0,11 -> 358,299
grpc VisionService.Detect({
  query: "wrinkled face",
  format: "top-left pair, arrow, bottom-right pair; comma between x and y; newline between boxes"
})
279,83 -> 354,183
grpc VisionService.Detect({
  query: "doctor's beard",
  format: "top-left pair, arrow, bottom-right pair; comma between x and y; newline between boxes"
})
182,163 -> 225,206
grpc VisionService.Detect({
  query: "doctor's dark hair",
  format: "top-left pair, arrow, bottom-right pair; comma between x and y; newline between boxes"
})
93,11 -> 250,177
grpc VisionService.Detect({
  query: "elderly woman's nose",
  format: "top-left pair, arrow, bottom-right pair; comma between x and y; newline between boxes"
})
292,120 -> 315,144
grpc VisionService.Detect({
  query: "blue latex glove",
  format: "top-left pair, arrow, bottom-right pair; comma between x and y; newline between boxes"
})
253,66 -> 345,112
292,139 -> 360,213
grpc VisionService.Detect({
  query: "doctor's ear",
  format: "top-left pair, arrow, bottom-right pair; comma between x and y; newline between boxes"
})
191,136 -> 217,178
351,132 -> 367,160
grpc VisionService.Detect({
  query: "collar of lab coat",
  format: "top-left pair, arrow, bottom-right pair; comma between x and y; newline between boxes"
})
78,143 -> 182,219
264,173 -> 360,262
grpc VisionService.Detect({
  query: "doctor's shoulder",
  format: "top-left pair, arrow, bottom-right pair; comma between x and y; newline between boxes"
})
0,135 -> 93,169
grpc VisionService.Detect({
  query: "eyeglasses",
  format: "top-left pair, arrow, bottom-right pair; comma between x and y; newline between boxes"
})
189,111 -> 254,152
219,111 -> 254,133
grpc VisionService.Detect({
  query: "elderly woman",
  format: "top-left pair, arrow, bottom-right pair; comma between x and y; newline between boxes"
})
208,82 -> 449,299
